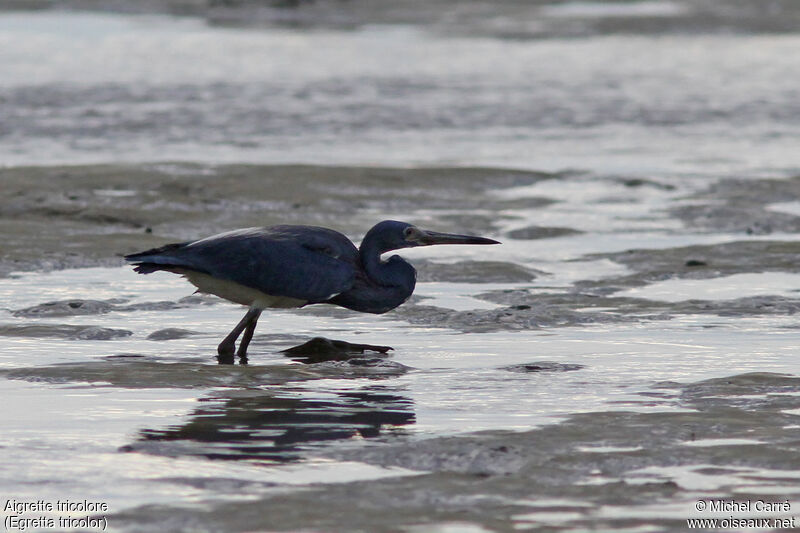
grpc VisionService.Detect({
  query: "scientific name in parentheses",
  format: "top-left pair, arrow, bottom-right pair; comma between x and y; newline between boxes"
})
4,499 -> 108,513
708,499 -> 791,513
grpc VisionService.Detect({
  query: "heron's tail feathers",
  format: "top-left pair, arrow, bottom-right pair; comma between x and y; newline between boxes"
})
125,241 -> 193,275
130,263 -> 164,274
124,242 -> 187,261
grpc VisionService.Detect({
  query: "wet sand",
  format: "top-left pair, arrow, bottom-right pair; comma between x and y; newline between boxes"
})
6,163 -> 800,334
108,373 -> 800,532
3,163 -> 800,533
0,163 -> 545,276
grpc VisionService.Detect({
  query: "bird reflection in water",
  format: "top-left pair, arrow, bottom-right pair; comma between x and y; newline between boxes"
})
129,387 -> 415,463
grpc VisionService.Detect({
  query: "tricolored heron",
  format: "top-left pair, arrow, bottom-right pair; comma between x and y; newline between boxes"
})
126,220 -> 499,359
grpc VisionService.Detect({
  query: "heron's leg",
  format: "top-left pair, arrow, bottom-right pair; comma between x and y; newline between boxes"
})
218,307 -> 260,357
236,309 -> 261,358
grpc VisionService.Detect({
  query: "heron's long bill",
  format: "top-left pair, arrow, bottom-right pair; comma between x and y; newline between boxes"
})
418,229 -> 500,246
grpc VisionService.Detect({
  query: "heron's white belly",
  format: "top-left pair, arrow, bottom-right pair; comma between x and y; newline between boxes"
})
181,271 -> 306,309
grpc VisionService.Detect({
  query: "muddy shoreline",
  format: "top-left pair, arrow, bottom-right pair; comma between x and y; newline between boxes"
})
5,163 -> 800,334
0,163 -> 547,276
3,164 -> 800,532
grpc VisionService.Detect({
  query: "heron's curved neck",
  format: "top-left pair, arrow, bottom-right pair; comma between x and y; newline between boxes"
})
359,240 -> 415,296
358,234 -> 401,281
326,238 -> 416,314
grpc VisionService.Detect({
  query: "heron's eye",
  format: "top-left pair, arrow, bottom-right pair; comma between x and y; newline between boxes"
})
403,227 -> 417,240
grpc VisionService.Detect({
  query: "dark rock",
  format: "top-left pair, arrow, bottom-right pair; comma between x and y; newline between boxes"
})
146,328 -> 200,341
415,260 -> 540,283
13,299 -> 114,317
282,337 -> 393,364
0,324 -> 132,340
501,362 -> 585,373
506,225 -> 582,240
685,259 -> 707,267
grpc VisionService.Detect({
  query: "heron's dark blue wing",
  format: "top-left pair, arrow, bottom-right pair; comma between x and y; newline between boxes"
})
126,226 -> 359,302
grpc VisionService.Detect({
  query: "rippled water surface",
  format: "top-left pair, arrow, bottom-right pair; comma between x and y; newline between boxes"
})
1,7 -> 799,174
2,2 -> 800,531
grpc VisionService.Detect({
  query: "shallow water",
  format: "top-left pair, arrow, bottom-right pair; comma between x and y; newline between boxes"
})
1,9 -> 799,176
3,260 -> 800,531
2,2 -> 800,532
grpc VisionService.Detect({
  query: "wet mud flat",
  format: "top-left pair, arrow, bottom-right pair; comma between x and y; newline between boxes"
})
0,163 -> 545,276
109,373 -> 800,532
2,163 -> 800,530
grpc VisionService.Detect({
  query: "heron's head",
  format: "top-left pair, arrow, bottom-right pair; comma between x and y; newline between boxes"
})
362,220 -> 500,254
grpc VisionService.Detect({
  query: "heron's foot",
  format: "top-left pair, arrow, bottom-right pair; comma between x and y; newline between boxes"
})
217,340 -> 235,364
282,337 -> 393,363
216,352 -> 248,365
217,340 -> 236,358
217,353 -> 235,365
